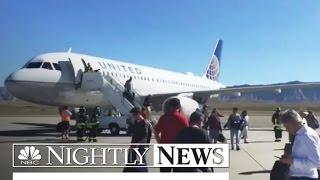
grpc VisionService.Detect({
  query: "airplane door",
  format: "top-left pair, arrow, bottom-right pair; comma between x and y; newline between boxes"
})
68,54 -> 86,84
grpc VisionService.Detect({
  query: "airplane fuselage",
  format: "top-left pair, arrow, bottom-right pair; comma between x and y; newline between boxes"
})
5,52 -> 225,108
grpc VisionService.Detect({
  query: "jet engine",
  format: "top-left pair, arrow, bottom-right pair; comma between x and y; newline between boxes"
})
163,96 -> 200,118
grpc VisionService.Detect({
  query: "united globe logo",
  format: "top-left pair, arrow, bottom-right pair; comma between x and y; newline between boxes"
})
18,146 -> 42,165
206,55 -> 220,81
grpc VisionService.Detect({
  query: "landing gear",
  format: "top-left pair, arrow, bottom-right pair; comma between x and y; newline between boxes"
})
109,124 -> 120,136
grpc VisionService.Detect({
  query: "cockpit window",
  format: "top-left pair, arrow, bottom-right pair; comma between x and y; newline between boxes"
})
42,62 -> 53,70
53,63 -> 61,71
26,62 -> 42,68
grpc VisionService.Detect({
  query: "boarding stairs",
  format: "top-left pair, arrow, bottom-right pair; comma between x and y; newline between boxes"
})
81,72 -> 143,115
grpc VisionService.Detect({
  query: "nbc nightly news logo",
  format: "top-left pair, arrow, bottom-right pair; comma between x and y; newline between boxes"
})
13,144 -> 229,168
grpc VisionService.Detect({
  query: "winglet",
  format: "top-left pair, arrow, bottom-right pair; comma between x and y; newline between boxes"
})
67,48 -> 72,54
213,40 -> 223,62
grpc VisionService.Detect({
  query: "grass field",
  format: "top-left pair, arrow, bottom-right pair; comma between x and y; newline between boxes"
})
0,99 -> 320,116
0,100 -> 58,116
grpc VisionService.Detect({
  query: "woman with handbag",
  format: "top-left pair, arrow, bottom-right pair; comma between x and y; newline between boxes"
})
207,108 -> 224,144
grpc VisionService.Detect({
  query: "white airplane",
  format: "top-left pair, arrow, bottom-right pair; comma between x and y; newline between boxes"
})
5,40 -> 320,114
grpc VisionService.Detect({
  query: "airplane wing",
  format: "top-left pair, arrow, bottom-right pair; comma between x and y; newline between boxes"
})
148,82 -> 320,111
213,82 -> 320,95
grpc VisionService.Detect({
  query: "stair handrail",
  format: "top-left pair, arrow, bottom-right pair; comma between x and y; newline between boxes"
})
102,74 -> 144,103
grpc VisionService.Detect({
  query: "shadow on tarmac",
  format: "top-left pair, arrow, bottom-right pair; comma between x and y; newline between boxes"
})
0,122 -> 130,143
239,170 -> 271,175
244,140 -> 278,144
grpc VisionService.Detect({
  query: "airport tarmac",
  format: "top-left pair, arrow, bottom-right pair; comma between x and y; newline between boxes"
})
0,115 -> 290,180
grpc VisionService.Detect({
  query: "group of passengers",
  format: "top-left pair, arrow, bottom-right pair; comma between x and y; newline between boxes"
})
125,97 -> 253,172
57,75 -> 320,178
203,106 -> 249,149
124,98 -> 213,172
58,99 -> 320,178
127,100 -> 320,178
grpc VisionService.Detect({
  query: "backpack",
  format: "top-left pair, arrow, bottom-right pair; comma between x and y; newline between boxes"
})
307,114 -> 320,129
229,115 -> 242,130
56,122 -> 63,132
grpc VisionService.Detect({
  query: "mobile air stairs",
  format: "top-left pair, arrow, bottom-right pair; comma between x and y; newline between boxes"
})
81,72 -> 143,135
81,72 -> 143,114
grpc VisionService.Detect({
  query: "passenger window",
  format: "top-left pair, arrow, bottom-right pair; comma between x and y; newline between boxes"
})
42,62 -> 53,70
26,62 -> 42,68
53,63 -> 61,71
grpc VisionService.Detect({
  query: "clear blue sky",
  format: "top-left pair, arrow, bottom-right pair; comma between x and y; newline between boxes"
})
1,0 -> 320,86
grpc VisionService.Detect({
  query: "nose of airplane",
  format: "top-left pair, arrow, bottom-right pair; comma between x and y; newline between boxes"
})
5,72 -> 19,97
6,69 -> 26,82
4,70 -> 30,99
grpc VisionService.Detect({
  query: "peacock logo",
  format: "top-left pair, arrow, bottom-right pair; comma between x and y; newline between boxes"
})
18,146 -> 42,165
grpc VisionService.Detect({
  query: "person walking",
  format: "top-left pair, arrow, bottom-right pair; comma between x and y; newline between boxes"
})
75,106 -> 88,142
279,109 -> 320,180
305,110 -> 319,130
87,107 -> 100,142
143,95 -> 152,112
240,110 -> 249,144
201,104 -> 209,125
207,108 -> 223,143
224,107 -> 242,151
272,107 -> 283,142
141,107 -> 149,120
59,106 -> 72,140
154,98 -> 189,172
123,107 -> 152,172
124,77 -> 134,103
173,109 -> 213,172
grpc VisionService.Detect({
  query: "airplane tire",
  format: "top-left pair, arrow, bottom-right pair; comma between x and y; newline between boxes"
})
109,124 -> 120,136
98,128 -> 105,134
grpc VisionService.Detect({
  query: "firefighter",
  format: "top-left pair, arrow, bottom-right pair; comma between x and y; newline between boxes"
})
84,62 -> 93,72
272,107 -> 283,142
76,106 -> 88,142
87,107 -> 100,142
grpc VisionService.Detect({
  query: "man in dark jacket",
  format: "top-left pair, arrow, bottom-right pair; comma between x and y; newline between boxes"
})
173,109 -> 213,172
124,107 -> 152,172
124,77 -> 134,103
